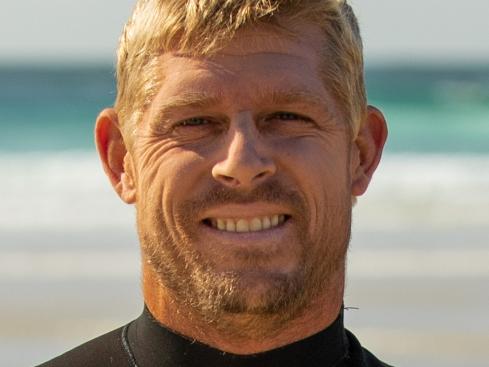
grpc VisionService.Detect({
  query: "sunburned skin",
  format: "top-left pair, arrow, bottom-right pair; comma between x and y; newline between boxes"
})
95,21 -> 387,355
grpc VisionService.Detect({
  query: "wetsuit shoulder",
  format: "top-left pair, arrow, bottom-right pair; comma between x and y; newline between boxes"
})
343,329 -> 395,367
35,324 -> 133,367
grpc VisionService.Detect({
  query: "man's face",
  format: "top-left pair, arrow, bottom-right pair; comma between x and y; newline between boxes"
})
130,24 -> 353,322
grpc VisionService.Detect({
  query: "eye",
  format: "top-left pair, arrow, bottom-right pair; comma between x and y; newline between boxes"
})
266,112 -> 313,123
177,117 -> 211,127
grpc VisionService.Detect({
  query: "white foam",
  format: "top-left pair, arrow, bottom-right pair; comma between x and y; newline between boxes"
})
0,152 -> 134,231
1,152 -> 488,231
354,154 -> 489,230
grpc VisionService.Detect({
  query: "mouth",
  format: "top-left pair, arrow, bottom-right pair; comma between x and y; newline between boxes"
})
202,214 -> 291,233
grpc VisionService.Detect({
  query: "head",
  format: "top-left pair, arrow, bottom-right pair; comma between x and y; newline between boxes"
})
115,0 -> 367,141
96,0 -> 387,338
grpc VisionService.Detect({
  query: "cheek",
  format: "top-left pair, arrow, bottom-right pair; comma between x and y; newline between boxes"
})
139,146 -> 209,231
278,137 -> 350,192
276,137 -> 350,228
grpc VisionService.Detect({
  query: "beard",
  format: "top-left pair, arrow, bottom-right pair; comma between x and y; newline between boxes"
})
137,179 -> 351,334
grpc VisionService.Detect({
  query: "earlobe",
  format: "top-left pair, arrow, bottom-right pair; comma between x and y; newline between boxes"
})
95,108 -> 136,204
351,106 -> 388,197
120,155 -> 137,204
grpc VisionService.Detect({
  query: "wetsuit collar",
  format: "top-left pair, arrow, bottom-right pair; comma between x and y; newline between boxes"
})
124,305 -> 349,367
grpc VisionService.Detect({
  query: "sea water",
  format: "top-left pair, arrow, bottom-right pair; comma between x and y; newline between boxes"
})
1,65 -> 488,366
1,64 -> 487,238
1,64 -> 489,153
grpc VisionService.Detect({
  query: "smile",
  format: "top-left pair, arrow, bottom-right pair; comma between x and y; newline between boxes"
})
203,215 -> 289,233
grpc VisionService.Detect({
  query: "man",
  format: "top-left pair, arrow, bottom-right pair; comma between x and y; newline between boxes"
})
38,0 -> 389,366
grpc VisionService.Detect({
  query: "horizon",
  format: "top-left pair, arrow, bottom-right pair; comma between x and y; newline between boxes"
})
1,0 -> 488,65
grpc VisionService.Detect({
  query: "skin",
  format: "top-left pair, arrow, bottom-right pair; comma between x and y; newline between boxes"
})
95,24 -> 387,354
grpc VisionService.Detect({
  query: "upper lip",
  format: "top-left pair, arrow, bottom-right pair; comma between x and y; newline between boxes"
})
200,203 -> 292,221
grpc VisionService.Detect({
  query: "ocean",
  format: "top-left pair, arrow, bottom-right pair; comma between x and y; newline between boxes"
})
1,64 -> 489,153
1,64 -> 488,366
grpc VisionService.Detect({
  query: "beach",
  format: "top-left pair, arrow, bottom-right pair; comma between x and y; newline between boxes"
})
2,230 -> 488,366
1,153 -> 488,366
1,65 -> 488,366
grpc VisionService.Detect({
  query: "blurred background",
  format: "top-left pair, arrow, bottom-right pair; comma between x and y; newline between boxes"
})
1,0 -> 488,366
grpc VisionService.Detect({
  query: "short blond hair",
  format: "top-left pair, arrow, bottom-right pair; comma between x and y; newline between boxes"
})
115,0 -> 366,139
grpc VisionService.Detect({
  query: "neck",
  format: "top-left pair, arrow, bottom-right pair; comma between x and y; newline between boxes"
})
142,264 -> 345,355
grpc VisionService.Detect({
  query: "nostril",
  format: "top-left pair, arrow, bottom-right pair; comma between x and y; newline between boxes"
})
221,175 -> 235,183
216,174 -> 240,187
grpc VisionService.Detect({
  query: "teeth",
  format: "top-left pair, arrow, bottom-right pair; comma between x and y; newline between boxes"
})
209,215 -> 287,233
217,219 -> 226,231
250,218 -> 262,231
226,220 -> 236,232
236,219 -> 250,232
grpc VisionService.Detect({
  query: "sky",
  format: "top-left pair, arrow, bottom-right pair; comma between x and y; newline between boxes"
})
1,0 -> 488,64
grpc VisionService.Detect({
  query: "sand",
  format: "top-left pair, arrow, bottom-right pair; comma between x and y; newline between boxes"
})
1,227 -> 488,367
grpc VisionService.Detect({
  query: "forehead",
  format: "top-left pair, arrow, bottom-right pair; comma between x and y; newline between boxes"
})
212,22 -> 325,59
152,24 -> 332,109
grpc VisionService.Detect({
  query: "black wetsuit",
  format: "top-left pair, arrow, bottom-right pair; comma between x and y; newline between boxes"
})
37,306 -> 393,366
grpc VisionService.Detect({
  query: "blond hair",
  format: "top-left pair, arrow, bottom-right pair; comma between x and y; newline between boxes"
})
115,0 -> 366,139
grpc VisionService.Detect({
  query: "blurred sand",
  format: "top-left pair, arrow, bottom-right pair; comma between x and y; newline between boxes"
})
1,227 -> 488,367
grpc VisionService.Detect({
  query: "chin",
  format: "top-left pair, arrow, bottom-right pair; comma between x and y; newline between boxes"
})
218,269 -> 307,315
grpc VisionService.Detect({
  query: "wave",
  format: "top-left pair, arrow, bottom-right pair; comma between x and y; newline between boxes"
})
354,154 -> 489,231
1,152 -> 488,232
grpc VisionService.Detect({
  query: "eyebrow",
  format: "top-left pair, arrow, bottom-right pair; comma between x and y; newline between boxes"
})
149,92 -> 223,127
149,87 -> 331,129
265,88 -> 335,122
266,88 -> 328,108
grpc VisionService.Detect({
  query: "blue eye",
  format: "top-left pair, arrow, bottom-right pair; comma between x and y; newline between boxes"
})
179,117 -> 210,127
270,112 -> 311,123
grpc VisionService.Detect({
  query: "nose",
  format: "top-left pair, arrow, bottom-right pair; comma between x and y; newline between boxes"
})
212,117 -> 276,189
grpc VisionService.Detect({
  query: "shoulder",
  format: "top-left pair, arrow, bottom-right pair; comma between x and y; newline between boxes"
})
343,329 -> 395,367
35,324 -> 133,367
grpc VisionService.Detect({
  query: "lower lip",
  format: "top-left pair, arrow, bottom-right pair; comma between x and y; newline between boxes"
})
198,218 -> 293,246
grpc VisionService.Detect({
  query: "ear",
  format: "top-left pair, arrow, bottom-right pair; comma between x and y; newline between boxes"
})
351,105 -> 388,197
95,108 -> 136,204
